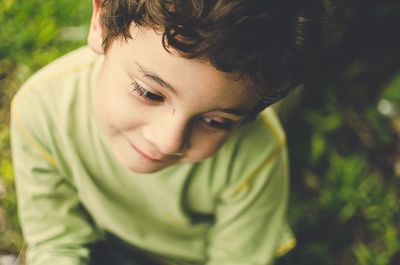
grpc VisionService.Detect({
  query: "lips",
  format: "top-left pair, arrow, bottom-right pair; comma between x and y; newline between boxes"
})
120,133 -> 168,162
130,143 -> 165,162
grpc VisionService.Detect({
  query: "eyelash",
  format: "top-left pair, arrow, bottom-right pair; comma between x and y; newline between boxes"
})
200,117 -> 234,132
130,79 -> 234,132
130,80 -> 164,102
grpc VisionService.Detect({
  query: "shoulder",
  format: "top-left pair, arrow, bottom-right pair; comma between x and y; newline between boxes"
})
224,107 -> 286,163
234,107 -> 286,152
11,47 -> 101,154
19,46 -> 97,88
11,46 -> 100,127
214,107 -> 287,187
13,46 -> 98,105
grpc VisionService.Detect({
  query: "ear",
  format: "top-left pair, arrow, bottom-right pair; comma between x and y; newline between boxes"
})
87,0 -> 105,54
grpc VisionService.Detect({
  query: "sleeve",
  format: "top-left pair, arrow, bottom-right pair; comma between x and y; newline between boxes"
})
10,89 -> 100,265
205,116 -> 295,265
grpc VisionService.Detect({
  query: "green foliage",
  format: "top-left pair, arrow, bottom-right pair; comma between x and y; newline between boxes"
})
0,0 -> 90,70
1,0 -> 399,264
0,155 -> 23,253
0,0 -> 91,256
277,1 -> 400,264
384,75 -> 400,103
278,82 -> 400,265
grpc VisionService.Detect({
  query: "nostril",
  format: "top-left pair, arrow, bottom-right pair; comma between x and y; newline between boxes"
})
142,115 -> 192,155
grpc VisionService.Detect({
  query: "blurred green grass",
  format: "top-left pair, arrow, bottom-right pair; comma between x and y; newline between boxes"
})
0,0 -> 91,255
1,0 -> 399,264
277,1 -> 400,264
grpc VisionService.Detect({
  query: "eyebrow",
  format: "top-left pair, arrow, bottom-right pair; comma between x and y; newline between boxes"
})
135,61 -> 176,94
135,61 -> 248,117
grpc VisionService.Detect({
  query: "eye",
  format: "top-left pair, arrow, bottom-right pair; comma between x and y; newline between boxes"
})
200,117 -> 234,131
130,80 -> 164,102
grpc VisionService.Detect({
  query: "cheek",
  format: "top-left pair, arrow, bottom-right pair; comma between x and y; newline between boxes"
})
188,133 -> 229,161
96,78 -> 143,132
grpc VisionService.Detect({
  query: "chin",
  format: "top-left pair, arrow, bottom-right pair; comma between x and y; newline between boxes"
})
120,159 -> 173,174
127,165 -> 168,174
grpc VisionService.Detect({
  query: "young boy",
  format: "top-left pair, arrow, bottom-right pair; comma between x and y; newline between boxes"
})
11,0 -> 329,264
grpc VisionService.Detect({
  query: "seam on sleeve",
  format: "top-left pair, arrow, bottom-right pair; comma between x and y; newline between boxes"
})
10,61 -> 94,168
275,238 -> 296,257
11,102 -> 57,167
16,62 -> 93,101
233,143 -> 284,195
233,112 -> 286,195
260,110 -> 286,147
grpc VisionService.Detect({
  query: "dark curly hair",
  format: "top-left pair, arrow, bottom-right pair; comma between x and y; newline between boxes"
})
100,0 -> 338,115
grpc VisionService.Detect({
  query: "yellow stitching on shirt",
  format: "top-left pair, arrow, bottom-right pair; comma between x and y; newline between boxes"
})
12,104 -> 57,166
233,143 -> 284,194
15,62 -> 94,102
10,60 -> 94,167
275,238 -> 296,257
260,111 -> 286,146
233,112 -> 286,194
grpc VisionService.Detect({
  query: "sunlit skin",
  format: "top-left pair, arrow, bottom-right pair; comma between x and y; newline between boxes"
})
89,3 -> 257,173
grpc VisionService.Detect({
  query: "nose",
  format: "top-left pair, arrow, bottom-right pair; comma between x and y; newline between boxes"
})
142,115 -> 190,156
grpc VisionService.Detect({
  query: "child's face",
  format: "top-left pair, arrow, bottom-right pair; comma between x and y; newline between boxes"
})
95,27 -> 257,173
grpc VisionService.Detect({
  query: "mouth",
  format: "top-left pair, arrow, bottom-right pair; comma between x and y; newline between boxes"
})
121,133 -> 169,162
130,143 -> 166,162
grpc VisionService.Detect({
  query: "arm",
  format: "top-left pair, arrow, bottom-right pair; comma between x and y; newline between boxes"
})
205,114 -> 295,265
10,91 -> 99,265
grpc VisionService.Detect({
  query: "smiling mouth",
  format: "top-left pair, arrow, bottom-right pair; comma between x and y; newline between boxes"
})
120,133 -> 167,162
120,132 -> 183,163
130,143 -> 165,162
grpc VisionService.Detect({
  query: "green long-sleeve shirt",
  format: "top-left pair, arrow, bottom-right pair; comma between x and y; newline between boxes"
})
11,47 -> 295,265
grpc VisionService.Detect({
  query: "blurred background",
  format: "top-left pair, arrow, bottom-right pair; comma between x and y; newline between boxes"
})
0,0 -> 399,264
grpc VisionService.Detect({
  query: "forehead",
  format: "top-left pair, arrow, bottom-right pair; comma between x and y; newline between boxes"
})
108,26 -> 257,110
